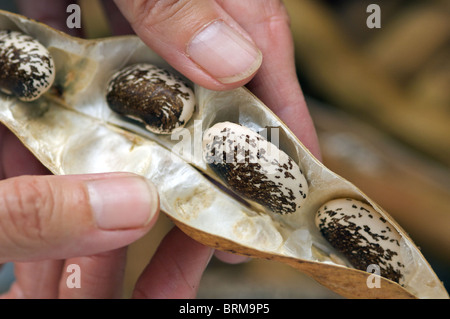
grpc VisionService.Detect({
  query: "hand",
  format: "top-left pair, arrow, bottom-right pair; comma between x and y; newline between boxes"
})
6,0 -> 322,298
113,0 -> 321,158
1,122 -> 218,299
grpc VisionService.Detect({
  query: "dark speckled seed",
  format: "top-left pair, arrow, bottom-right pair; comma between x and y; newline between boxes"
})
315,198 -> 405,284
0,30 -> 55,101
106,63 -> 195,134
203,122 -> 309,215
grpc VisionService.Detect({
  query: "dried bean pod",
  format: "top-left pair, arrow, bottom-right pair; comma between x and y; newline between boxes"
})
0,9 -> 447,299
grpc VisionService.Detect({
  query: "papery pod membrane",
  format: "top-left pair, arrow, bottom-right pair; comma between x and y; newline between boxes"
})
0,10 -> 447,299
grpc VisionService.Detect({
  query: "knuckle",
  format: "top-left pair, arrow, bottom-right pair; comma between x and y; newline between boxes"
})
132,0 -> 192,28
0,176 -> 56,244
261,1 -> 291,27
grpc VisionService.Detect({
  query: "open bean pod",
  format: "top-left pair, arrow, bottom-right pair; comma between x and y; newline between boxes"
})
0,10 -> 447,299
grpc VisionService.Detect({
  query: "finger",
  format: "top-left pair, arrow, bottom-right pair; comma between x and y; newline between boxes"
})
0,173 -> 159,263
1,128 -> 50,178
132,227 -> 213,299
59,247 -> 128,298
218,0 -> 322,159
1,260 -> 64,298
214,250 -> 249,264
0,124 -> 6,180
15,0 -> 83,37
113,0 -> 262,90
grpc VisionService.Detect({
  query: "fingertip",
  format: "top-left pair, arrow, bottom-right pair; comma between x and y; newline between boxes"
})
0,173 -> 158,263
187,20 -> 262,87
87,175 -> 160,231
132,227 -> 213,299
214,250 -> 251,264
114,0 -> 262,91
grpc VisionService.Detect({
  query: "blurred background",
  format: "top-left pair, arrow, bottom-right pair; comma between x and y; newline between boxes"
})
0,0 -> 449,298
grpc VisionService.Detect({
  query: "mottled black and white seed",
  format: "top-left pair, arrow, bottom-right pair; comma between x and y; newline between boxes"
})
315,198 -> 405,284
0,30 -> 55,101
203,122 -> 309,215
106,63 -> 195,134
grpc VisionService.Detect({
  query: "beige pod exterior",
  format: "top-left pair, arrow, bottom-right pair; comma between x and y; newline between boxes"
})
0,10 -> 448,299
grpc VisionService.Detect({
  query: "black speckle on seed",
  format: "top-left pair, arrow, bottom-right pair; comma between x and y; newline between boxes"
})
203,123 -> 308,215
0,30 -> 55,101
315,198 -> 404,284
106,63 -> 194,134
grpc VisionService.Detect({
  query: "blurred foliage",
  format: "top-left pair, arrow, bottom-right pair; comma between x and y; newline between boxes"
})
285,0 -> 450,287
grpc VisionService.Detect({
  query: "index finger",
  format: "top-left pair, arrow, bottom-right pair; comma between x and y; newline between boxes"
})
113,0 -> 263,90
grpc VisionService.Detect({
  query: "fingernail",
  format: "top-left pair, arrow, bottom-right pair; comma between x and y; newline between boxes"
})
187,20 -> 262,84
87,176 -> 159,230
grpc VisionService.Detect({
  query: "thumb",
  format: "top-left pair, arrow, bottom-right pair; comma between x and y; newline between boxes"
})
113,0 -> 262,90
0,172 -> 159,263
